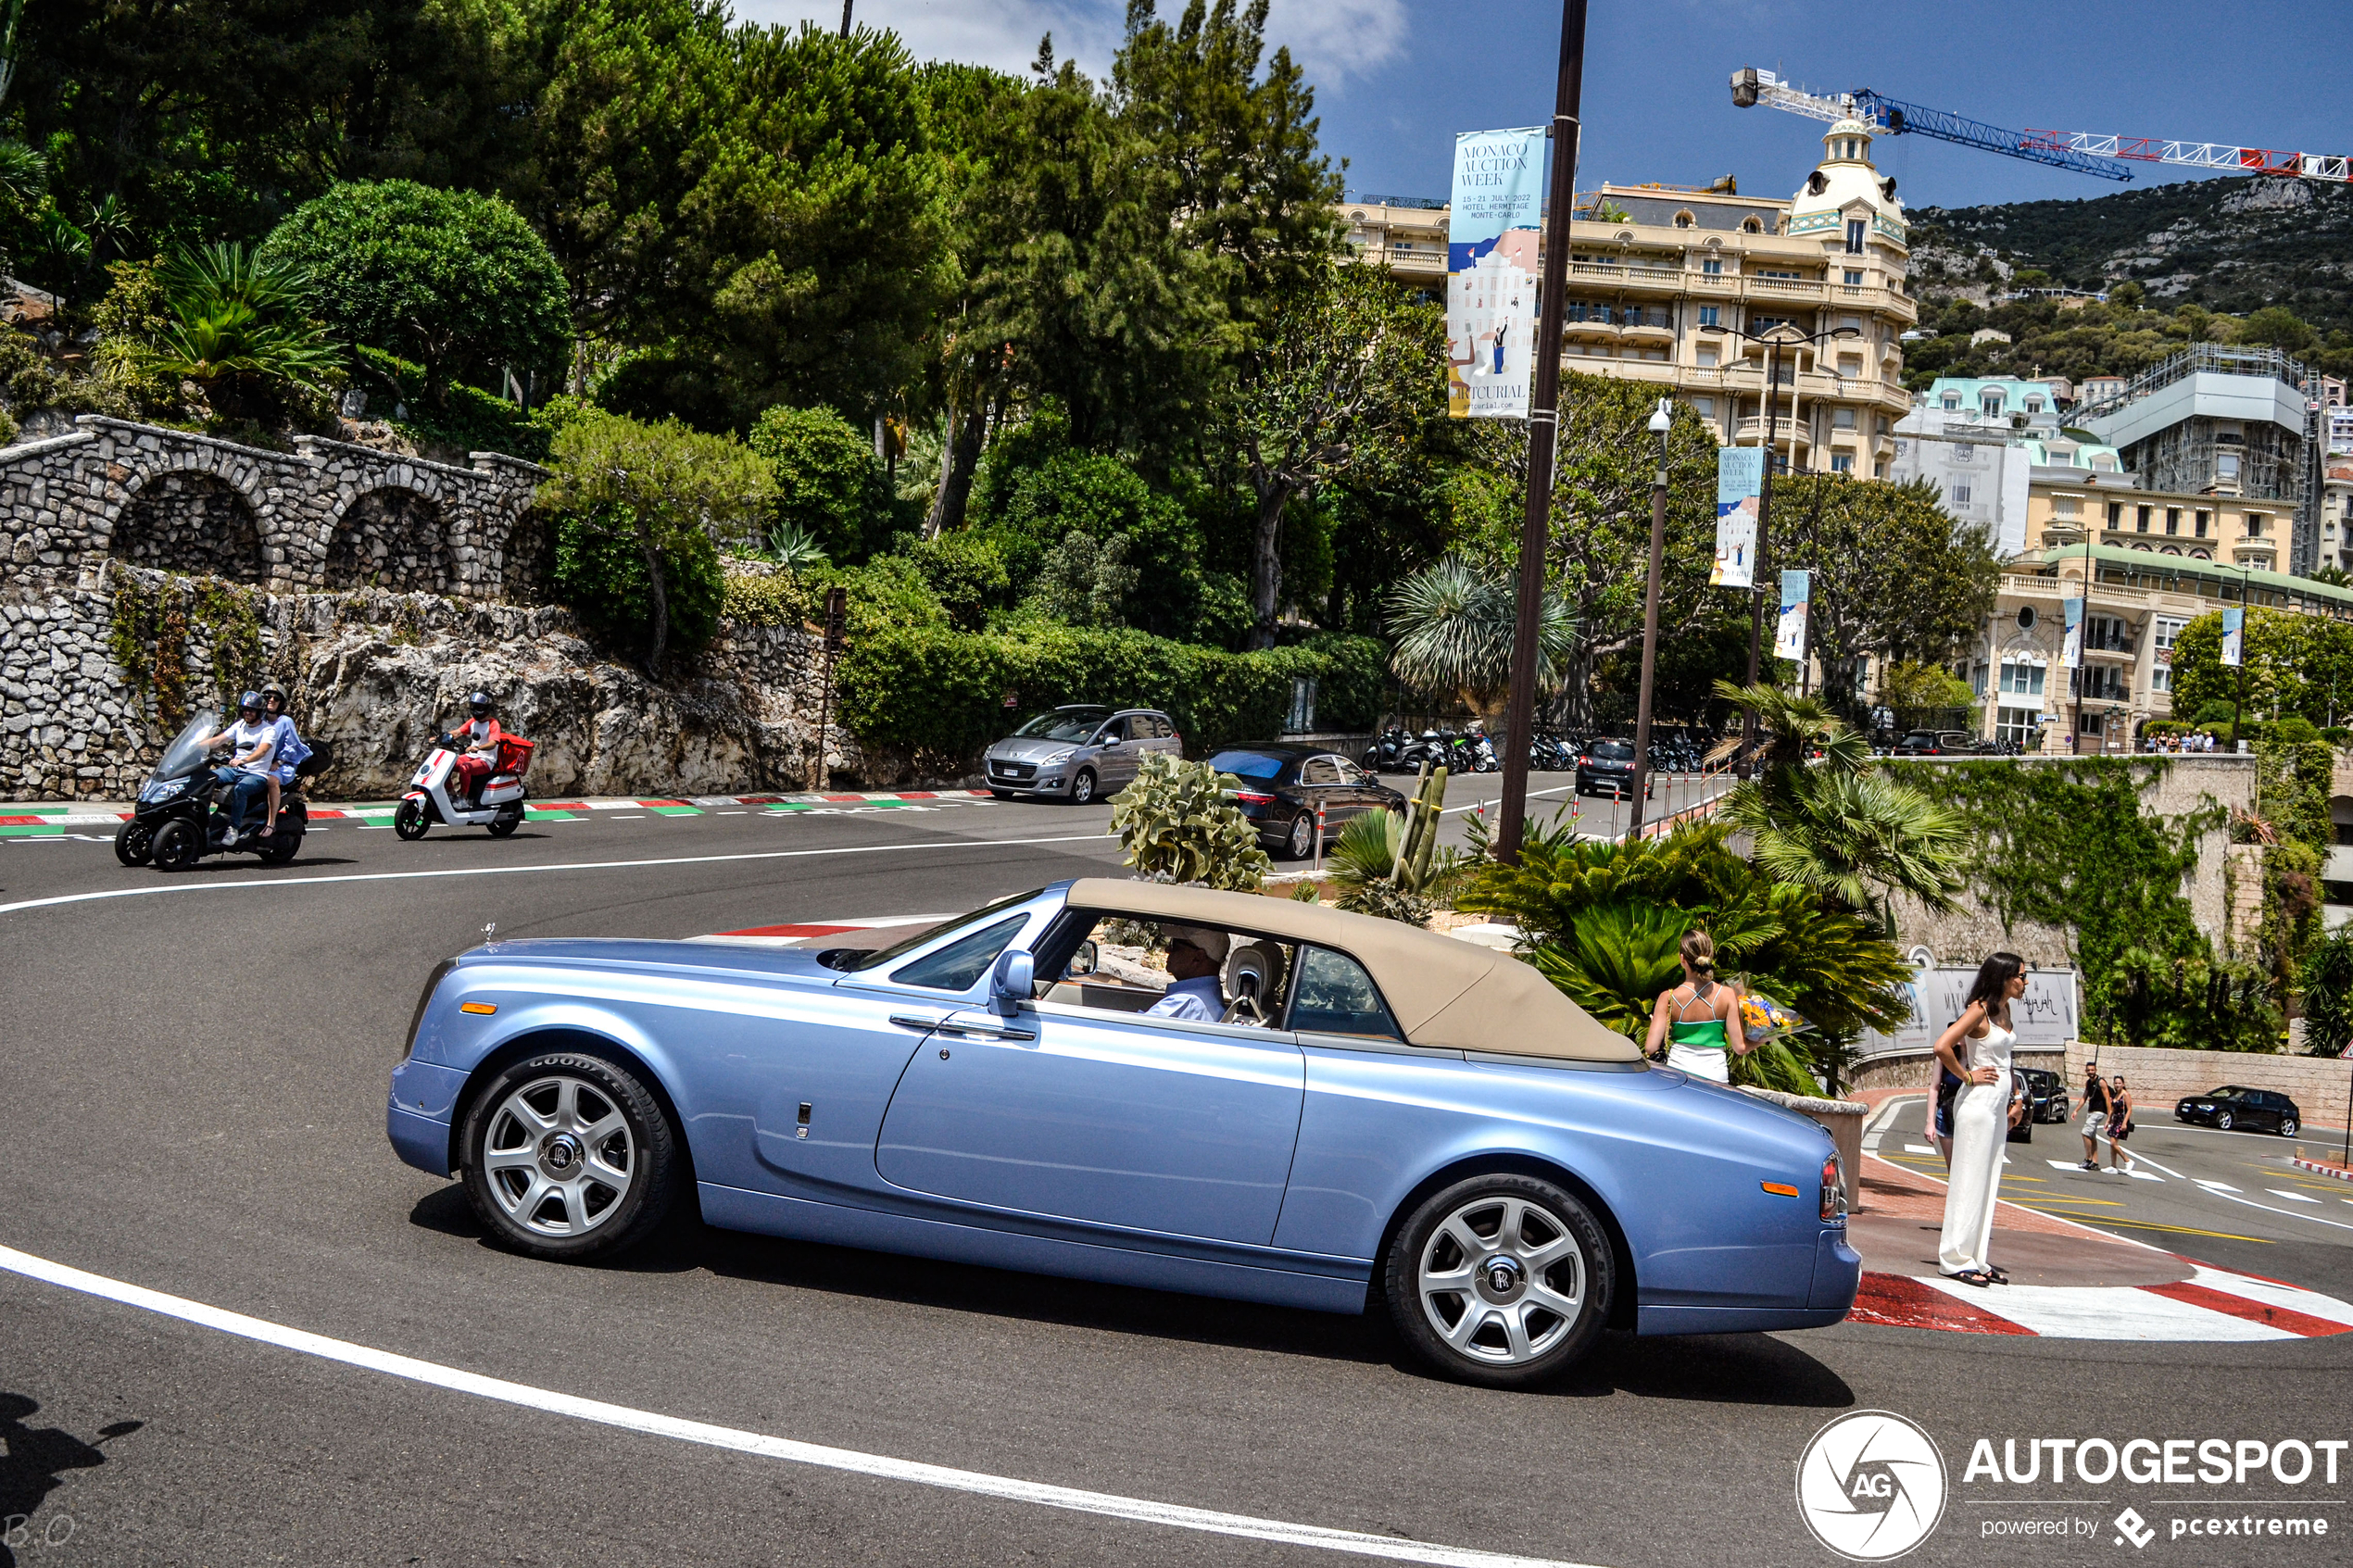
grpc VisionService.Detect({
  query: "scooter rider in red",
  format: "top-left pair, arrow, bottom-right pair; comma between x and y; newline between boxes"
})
444,693 -> 504,808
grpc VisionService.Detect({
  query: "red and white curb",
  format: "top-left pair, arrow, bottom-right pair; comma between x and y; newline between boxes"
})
2291,1156 -> 2353,1184
1854,1262 -> 2353,1341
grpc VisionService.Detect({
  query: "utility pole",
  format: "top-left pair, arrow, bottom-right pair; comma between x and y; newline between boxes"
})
839,0 -> 852,38
1494,0 -> 1588,866
1627,396 -> 1673,836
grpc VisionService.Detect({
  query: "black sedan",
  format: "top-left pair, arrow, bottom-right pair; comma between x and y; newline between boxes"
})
2175,1085 -> 2303,1137
1891,730 -> 1979,757
1574,738 -> 1653,800
1204,746 -> 1405,859
2019,1067 -> 2070,1124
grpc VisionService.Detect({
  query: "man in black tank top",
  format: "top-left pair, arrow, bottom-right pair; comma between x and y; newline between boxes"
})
2078,1065 -> 2111,1171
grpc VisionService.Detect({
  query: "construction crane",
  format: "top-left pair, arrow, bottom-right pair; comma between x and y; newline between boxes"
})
1733,69 -> 2353,185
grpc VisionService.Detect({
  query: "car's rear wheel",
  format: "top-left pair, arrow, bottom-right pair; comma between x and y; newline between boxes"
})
461,1052 -> 679,1261
1285,813 -> 1314,859
2279,1117 -> 2299,1137
1385,1173 -> 1612,1389
1070,769 -> 1097,805
2216,1110 -> 2233,1131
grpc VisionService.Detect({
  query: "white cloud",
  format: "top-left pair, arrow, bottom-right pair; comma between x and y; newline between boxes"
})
735,0 -> 1406,84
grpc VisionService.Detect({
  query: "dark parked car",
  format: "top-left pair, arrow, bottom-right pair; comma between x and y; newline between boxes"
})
2019,1067 -> 2070,1124
2175,1085 -> 2302,1136
1205,746 -> 1406,859
1891,730 -> 1979,757
983,707 -> 1182,804
1574,738 -> 1653,800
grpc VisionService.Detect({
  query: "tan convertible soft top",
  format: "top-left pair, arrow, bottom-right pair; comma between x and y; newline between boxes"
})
1064,878 -> 1638,1062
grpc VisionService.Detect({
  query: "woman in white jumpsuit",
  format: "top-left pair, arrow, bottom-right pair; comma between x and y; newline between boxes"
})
1934,953 -> 2029,1286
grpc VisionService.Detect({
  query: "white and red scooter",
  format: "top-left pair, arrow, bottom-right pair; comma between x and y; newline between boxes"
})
393,734 -> 534,839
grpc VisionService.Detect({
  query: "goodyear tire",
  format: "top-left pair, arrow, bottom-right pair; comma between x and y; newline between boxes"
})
1384,1173 -> 1613,1389
460,1051 -> 680,1263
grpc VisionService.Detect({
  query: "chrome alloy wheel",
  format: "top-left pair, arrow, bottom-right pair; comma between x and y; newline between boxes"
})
1416,1195 -> 1586,1366
480,1075 -> 637,1237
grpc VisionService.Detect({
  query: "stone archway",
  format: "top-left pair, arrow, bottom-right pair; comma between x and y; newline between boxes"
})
326,487 -> 453,593
108,471 -> 267,582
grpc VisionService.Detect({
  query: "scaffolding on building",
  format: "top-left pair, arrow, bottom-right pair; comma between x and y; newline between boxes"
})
2072,343 -> 2311,423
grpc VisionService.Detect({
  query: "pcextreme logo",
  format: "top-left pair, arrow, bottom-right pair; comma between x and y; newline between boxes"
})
1796,1411 -> 1949,1562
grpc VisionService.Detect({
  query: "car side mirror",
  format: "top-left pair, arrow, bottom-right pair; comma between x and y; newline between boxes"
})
989,948 -> 1035,1016
1065,939 -> 1098,978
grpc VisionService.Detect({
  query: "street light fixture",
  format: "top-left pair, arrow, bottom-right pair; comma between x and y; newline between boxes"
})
1626,396 -> 1674,835
1720,322 -> 1859,774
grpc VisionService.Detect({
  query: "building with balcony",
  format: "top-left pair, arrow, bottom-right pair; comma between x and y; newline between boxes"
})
1962,546 -> 2353,751
1340,120 -> 1919,471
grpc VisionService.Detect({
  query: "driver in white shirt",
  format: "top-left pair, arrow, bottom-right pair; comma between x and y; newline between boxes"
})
1146,927 -> 1229,1021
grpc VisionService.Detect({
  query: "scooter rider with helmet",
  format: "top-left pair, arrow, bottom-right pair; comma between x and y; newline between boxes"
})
189,692 -> 279,843
445,692 -> 503,807
259,683 -> 312,830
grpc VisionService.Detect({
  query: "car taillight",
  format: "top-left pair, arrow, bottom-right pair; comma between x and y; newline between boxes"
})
1231,790 -> 1276,805
1820,1154 -> 1846,1222
1578,756 -> 1591,766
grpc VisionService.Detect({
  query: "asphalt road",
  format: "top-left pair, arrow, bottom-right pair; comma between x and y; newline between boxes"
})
3,788 -> 2348,1568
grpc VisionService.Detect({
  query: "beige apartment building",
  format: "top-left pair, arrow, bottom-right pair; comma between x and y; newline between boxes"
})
1344,118 -> 1919,473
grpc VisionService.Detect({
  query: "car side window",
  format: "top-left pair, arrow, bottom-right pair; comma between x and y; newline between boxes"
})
1098,717 -> 1129,744
1336,758 -> 1370,785
1301,756 -> 1341,786
1289,946 -> 1403,1041
889,916 -> 1029,993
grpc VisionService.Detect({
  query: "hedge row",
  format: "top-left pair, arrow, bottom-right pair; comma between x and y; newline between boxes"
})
835,622 -> 1387,766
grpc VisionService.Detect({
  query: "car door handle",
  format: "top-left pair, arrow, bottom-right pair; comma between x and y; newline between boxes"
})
889,1013 -> 950,1032
941,1020 -> 1038,1042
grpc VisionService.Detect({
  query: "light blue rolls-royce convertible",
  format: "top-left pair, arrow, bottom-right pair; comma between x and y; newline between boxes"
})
387,878 -> 1857,1386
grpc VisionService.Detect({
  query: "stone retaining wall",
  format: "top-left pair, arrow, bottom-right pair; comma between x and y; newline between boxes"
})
1,562 -> 862,799
0,416 -> 542,602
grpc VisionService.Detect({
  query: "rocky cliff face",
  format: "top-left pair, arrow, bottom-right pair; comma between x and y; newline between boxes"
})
2,563 -> 867,800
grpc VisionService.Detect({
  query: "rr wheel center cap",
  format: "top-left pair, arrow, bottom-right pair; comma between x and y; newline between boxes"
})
541,1134 -> 584,1177
1478,1255 -> 1526,1302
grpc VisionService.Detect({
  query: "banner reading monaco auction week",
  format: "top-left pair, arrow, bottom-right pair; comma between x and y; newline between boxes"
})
1712,446 -> 1762,589
1446,128 -> 1545,420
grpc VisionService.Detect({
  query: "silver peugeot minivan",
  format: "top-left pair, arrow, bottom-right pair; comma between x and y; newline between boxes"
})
982,706 -> 1182,803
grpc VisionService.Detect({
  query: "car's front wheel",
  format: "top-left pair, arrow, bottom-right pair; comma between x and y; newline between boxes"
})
1070,769 -> 1097,805
2216,1110 -> 2233,1131
460,1051 -> 680,1261
1385,1173 -> 1612,1388
2279,1117 -> 2299,1137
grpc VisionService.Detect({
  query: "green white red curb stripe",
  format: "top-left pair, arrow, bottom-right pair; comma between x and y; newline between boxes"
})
0,789 -> 995,834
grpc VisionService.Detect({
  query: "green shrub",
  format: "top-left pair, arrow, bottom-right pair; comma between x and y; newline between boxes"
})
749,403 -> 894,563
1106,752 -> 1271,891
906,531 -> 1009,630
553,505 -> 724,661
354,347 -> 548,460
1301,630 -> 1389,730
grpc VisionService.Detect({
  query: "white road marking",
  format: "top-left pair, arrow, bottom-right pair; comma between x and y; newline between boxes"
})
0,834 -> 1114,920
2196,1181 -> 2240,1191
1914,1275 -> 2296,1342
0,1244 -> 1597,1568
2123,1149 -> 2353,1234
1906,1143 -> 1935,1154
2267,1189 -> 2322,1203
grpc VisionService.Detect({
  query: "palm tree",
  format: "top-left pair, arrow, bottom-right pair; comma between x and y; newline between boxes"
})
1712,679 -> 1968,926
1384,555 -> 1575,710
151,244 -> 341,420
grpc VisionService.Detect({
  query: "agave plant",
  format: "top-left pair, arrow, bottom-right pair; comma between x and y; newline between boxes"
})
151,243 -> 340,418
764,520 -> 829,569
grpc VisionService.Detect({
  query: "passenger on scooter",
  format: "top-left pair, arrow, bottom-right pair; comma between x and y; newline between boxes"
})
445,692 -> 503,806
259,684 -> 312,829
192,692 -> 278,843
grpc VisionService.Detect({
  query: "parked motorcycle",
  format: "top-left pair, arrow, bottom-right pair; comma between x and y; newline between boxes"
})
114,709 -> 309,872
392,732 -> 535,840
1359,726 -> 1415,774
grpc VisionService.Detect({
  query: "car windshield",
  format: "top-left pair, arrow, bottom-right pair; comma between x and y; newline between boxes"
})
1590,740 -> 1633,760
843,889 -> 1044,972
1904,732 -> 1937,745
1013,709 -> 1111,742
2205,1086 -> 2246,1100
152,709 -> 222,781
1207,751 -> 1289,780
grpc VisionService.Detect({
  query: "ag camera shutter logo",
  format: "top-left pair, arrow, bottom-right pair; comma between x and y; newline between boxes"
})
1796,1411 -> 1948,1561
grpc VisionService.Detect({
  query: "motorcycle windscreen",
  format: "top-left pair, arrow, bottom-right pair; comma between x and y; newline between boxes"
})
153,709 -> 222,780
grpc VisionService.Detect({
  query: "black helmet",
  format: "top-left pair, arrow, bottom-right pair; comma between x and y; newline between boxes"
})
467,691 -> 493,717
237,689 -> 264,716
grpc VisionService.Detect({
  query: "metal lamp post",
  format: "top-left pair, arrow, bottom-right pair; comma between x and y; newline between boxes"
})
1626,395 -> 1674,835
1721,323 -> 1858,773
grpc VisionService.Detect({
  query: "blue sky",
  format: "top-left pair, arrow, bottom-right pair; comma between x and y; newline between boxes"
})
750,1 -> 2353,212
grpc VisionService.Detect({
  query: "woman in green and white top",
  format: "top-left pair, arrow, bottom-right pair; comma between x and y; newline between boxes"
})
1643,930 -> 1747,1083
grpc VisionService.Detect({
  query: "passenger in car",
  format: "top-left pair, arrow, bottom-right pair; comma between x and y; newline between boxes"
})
1145,927 -> 1229,1021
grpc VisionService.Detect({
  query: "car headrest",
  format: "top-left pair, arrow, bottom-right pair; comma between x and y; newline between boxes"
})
1223,940 -> 1279,1005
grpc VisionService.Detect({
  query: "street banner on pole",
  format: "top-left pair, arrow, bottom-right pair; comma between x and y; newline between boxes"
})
1445,128 -> 1545,420
1712,446 -> 1762,588
2221,607 -> 2245,668
2062,596 -> 2084,669
1774,570 -> 1810,659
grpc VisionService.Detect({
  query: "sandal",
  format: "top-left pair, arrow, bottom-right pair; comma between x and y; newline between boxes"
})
1984,1265 -> 2010,1285
1944,1269 -> 1994,1288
